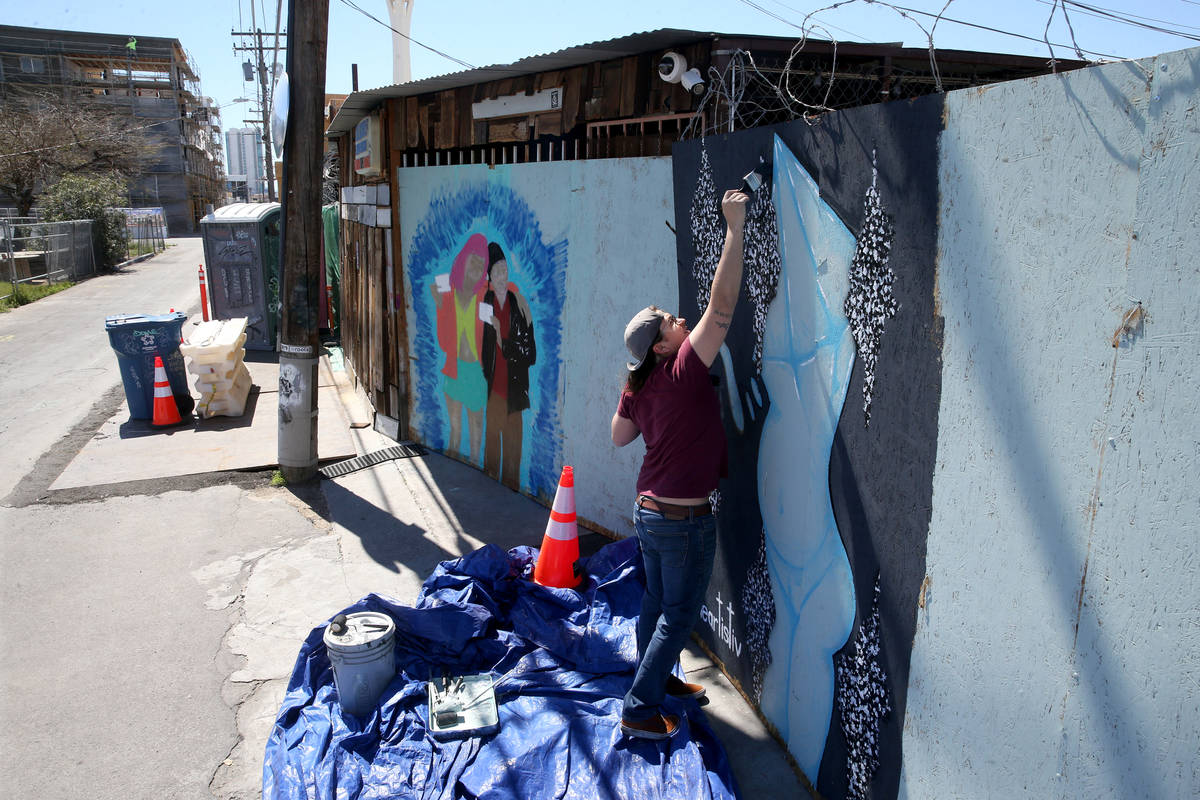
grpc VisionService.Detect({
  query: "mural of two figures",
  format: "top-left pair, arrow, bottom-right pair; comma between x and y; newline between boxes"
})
430,233 -> 536,490
407,173 -> 566,500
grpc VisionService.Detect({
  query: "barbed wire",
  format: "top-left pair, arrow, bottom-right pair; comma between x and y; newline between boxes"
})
685,0 -> 1187,140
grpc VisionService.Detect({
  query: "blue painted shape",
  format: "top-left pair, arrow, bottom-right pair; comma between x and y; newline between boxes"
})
406,168 -> 567,499
757,134 -> 858,779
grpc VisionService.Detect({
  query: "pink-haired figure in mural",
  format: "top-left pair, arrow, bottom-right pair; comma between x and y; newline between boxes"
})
432,233 -> 489,463
481,241 -> 536,490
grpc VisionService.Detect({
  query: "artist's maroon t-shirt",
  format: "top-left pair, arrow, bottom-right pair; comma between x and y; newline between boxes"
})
616,337 -> 727,498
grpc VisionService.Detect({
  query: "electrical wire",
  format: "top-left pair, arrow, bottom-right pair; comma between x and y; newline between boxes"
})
885,4 -> 1123,58
1062,0 -> 1200,41
741,0 -> 1124,59
1040,0 -> 1200,31
335,0 -> 476,72
744,0 -> 872,40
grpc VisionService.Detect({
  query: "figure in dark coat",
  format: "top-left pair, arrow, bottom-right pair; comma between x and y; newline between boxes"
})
481,242 -> 536,489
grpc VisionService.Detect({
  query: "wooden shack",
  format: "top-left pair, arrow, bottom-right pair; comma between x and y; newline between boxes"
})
324,28 -> 1081,433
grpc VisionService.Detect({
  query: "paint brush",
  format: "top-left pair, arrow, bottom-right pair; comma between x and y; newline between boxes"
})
740,170 -> 764,195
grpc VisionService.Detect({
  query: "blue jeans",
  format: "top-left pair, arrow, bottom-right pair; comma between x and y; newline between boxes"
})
622,504 -> 717,722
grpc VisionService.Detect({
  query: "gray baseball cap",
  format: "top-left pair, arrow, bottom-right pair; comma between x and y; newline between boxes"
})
624,307 -> 662,370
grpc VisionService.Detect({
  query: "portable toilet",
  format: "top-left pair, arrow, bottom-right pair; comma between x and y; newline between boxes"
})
199,202 -> 281,350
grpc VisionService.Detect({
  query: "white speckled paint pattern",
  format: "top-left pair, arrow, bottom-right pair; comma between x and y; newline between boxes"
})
903,48 -> 1199,798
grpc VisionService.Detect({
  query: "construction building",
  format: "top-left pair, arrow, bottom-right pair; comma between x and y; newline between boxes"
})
0,24 -> 225,234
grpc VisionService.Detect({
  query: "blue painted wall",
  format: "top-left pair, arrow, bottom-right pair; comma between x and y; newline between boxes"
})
397,158 -> 678,515
903,47 -> 1200,799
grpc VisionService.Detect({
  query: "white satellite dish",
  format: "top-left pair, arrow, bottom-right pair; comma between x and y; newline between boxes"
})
270,71 -> 289,158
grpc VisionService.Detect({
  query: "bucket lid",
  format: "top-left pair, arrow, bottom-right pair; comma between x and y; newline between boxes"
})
105,311 -> 187,329
323,612 -> 396,653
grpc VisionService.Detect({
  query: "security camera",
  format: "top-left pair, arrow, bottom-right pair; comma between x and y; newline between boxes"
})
680,68 -> 706,96
658,51 -> 686,83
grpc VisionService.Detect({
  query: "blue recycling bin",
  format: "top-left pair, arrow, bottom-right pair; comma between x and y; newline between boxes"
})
105,312 -> 195,420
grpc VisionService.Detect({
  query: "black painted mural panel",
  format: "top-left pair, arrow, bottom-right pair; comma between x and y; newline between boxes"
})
670,93 -> 944,800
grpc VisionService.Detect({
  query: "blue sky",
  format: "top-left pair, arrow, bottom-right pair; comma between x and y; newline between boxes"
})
2,0 -> 1196,136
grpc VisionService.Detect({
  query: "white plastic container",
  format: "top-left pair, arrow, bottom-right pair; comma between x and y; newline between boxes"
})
192,352 -> 248,392
181,317 -> 249,363
323,612 -> 397,718
195,362 -> 252,418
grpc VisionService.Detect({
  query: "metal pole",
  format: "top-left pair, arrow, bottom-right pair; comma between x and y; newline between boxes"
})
3,220 -> 17,304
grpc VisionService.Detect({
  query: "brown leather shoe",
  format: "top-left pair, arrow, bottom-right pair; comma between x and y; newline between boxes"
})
666,674 -> 706,700
620,713 -> 680,740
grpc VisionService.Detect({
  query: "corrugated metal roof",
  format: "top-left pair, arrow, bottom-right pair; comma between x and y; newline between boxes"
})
326,28 -> 721,137
324,27 -> 1087,139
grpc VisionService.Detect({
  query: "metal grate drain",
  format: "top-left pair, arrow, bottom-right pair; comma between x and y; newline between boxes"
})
318,443 -> 426,479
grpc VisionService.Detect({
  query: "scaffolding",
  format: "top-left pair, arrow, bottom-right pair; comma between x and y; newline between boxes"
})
0,25 -> 226,232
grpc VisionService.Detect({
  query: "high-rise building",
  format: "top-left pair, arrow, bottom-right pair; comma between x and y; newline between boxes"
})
225,127 -> 267,201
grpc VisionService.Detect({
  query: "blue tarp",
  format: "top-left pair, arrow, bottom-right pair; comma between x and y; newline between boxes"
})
263,538 -> 739,800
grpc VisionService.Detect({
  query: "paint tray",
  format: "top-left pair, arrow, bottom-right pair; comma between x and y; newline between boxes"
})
427,673 -> 499,740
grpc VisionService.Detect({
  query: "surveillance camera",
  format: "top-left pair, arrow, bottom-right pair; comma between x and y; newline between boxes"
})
658,51 -> 686,83
680,68 -> 705,96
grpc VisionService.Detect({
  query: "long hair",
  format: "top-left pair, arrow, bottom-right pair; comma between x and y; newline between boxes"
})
624,329 -> 662,394
450,233 -> 489,292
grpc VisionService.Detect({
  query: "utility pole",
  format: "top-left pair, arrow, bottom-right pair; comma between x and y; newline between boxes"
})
231,18 -> 285,202
276,0 -> 329,482
255,28 -> 277,202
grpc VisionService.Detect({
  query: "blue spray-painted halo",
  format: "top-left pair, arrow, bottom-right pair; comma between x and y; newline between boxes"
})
407,172 -> 567,499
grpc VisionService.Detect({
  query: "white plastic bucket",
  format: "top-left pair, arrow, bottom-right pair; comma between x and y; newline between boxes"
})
322,612 -> 396,717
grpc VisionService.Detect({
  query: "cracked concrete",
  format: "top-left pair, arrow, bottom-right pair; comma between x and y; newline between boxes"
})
0,485 -> 323,799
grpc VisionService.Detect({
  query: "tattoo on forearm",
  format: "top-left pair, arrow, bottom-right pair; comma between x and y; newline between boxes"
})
716,321 -> 730,330
712,308 -> 732,319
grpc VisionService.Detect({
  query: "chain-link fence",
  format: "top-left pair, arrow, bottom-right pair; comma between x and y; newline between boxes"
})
1,218 -> 95,305
115,208 -> 168,261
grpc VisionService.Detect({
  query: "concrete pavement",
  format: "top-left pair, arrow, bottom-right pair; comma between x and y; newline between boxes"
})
0,244 -> 804,799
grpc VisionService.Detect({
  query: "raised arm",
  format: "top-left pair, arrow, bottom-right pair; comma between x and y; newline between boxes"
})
688,189 -> 748,367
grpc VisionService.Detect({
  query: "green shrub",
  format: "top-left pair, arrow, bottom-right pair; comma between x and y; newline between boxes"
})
40,173 -> 129,269
1,280 -> 73,310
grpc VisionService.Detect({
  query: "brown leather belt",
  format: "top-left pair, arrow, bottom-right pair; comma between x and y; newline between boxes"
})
636,495 -> 712,520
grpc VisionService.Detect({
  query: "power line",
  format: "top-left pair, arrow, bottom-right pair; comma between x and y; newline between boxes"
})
1043,0 -> 1200,31
750,0 -> 874,41
1061,0 -> 1200,41
336,0 -> 476,73
885,3 -> 1123,59
742,0 -> 1125,60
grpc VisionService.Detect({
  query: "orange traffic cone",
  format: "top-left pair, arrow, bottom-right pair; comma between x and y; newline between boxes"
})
534,466 -> 582,589
151,355 -> 183,427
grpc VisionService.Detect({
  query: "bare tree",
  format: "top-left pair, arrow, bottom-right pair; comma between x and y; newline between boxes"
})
0,92 -> 159,215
